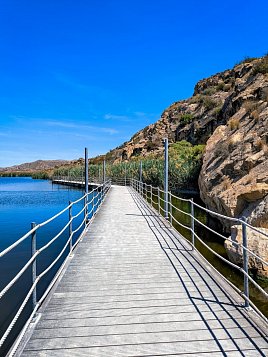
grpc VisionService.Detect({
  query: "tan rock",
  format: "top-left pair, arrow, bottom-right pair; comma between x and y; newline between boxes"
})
224,225 -> 268,277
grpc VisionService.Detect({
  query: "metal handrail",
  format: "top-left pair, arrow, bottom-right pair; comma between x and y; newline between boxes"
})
130,178 -> 268,320
0,179 -> 111,351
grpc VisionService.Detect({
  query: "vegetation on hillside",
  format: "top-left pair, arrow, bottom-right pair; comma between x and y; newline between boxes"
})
0,171 -> 49,179
54,141 -> 205,191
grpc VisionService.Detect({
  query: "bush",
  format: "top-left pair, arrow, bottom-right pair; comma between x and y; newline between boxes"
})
199,96 -> 218,110
213,105 -> 222,117
180,113 -> 194,124
54,141 -> 205,190
202,87 -> 216,95
252,55 -> 268,75
236,56 -> 257,65
216,82 -> 225,91
228,118 -> 240,130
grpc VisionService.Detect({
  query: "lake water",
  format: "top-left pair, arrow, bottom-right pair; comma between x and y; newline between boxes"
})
0,177 -> 85,355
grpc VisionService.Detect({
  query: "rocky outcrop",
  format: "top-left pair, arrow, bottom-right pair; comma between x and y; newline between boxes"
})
198,57 -> 268,276
224,225 -> 268,277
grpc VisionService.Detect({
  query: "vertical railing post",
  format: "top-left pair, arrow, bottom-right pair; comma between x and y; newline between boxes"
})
31,222 -> 37,311
139,161 -> 142,195
69,201 -> 73,253
164,138 -> 169,219
169,192 -> 173,225
158,187 -> 160,214
98,165 -> 101,184
150,185 -> 153,206
103,160 -> 106,184
84,148 -> 89,229
190,198 -> 195,247
125,163 -> 127,186
242,217 -> 249,308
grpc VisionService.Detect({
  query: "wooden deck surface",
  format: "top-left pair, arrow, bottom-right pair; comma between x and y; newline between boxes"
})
19,186 -> 267,356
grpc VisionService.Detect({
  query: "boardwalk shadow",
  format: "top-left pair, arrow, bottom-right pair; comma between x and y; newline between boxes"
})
128,187 -> 268,356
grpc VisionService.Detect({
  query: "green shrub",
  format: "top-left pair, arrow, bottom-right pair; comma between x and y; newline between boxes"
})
213,105 -> 222,117
54,141 -> 205,190
216,82 -> 225,91
236,56 -> 257,65
199,96 -> 218,110
252,55 -> 268,75
180,113 -> 194,124
202,87 -> 216,95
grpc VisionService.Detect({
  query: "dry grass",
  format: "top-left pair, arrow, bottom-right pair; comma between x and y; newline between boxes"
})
228,118 -> 240,130
251,110 -> 260,121
243,100 -> 259,113
228,133 -> 242,148
255,138 -> 264,150
221,176 -> 232,190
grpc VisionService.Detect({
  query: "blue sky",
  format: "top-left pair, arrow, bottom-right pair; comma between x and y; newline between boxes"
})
0,0 -> 267,167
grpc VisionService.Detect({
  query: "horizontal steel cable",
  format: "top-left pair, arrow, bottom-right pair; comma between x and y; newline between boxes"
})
0,251 -> 39,299
72,215 -> 88,235
169,213 -> 192,231
133,182 -> 268,299
72,206 -> 86,220
241,222 -> 268,240
191,201 -> 239,222
0,227 -> 37,258
192,231 -> 243,271
193,212 -> 268,265
193,215 -> 236,244
170,202 -> 192,217
38,234 -> 73,279
169,191 -> 191,202
0,276 -> 40,348
38,220 -> 71,254
39,205 -> 73,227
193,230 -> 268,296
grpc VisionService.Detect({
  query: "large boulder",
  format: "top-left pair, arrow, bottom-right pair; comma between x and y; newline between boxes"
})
224,225 -> 268,277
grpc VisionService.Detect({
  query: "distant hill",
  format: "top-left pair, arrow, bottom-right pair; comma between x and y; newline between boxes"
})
0,160 -> 71,173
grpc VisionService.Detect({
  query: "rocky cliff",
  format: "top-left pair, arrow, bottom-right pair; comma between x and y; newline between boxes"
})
105,55 -> 268,276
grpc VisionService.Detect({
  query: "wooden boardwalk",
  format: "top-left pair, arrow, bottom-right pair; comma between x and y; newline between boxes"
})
19,186 -> 267,356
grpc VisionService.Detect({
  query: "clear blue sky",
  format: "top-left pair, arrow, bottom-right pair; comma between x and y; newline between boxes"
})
0,0 -> 267,166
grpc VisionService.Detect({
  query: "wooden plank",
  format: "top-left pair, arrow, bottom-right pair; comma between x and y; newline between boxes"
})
18,186 -> 268,357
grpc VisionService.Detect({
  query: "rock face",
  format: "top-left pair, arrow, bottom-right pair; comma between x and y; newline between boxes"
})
198,57 -> 268,276
224,225 -> 268,277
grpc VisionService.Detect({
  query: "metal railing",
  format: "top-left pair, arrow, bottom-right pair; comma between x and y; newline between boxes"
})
130,179 -> 268,322
52,175 -> 104,185
0,179 -> 111,355
52,176 -> 131,187
111,177 -> 130,186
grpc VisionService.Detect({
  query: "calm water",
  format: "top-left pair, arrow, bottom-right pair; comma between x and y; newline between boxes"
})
0,177 -> 87,355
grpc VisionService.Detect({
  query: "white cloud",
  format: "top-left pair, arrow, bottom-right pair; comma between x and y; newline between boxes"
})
104,114 -> 130,122
38,119 -> 119,135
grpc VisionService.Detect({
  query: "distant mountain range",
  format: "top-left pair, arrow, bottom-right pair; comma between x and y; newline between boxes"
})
0,160 -> 71,173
